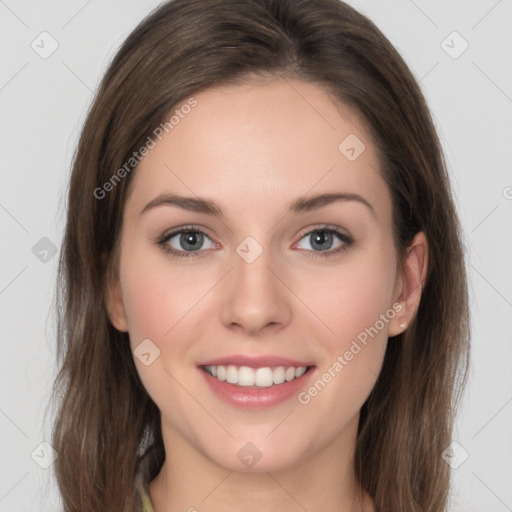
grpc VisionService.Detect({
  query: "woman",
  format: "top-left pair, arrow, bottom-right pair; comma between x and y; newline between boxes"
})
51,0 -> 470,510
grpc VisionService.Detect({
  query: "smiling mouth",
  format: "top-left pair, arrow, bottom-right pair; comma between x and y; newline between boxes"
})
201,364 -> 315,387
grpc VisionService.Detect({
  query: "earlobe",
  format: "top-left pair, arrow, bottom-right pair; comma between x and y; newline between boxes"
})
389,231 -> 428,337
105,278 -> 129,333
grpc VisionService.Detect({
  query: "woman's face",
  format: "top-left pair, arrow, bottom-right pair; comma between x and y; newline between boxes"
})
108,78 -> 409,472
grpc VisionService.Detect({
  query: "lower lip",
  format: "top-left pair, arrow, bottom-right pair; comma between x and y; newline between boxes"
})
198,366 -> 316,409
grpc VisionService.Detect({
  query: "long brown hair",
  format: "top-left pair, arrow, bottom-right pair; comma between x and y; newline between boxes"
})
50,0 -> 470,510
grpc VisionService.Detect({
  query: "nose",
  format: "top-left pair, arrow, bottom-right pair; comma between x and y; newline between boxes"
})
220,242 -> 292,336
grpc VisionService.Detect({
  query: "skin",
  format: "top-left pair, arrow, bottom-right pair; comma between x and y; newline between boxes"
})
106,78 -> 428,512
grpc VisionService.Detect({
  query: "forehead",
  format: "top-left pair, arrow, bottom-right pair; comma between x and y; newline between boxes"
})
127,78 -> 392,226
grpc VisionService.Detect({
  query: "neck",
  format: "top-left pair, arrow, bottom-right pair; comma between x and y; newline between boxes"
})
149,417 -> 374,512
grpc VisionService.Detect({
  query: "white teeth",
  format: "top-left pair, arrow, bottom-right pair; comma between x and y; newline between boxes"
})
216,365 -> 226,381
204,364 -> 309,387
255,367 -> 274,387
273,366 -> 285,384
285,367 -> 296,381
226,365 -> 238,384
295,367 -> 307,378
238,366 -> 255,386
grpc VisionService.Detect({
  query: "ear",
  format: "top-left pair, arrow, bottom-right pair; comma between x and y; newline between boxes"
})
388,231 -> 428,337
104,263 -> 129,333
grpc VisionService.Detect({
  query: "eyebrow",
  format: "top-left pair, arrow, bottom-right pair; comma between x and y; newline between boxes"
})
140,192 -> 376,219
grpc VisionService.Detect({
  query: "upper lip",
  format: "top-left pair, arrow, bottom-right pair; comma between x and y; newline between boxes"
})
197,354 -> 315,369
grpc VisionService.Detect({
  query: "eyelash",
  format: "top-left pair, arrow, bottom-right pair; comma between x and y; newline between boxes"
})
155,224 -> 354,259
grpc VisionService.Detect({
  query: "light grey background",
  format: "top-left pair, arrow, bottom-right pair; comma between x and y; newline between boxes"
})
1,0 -> 511,510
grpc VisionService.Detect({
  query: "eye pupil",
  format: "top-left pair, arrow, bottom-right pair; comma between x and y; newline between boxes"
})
181,231 -> 203,251
311,231 -> 333,251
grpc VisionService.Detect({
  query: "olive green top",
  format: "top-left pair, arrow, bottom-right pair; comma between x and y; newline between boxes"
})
134,452 -> 156,512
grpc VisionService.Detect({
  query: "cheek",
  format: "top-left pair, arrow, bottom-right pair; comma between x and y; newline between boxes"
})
119,242 -> 207,343
307,245 -> 397,349
296,244 -> 396,419
118,243 -> 208,408
295,242 -> 396,406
